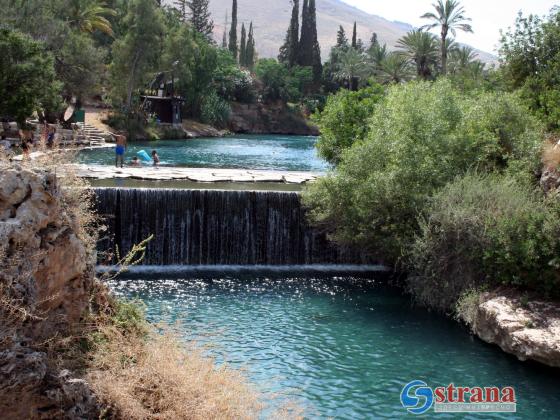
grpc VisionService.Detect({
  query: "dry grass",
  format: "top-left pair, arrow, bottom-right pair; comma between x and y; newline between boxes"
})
542,137 -> 560,169
88,327 -> 262,420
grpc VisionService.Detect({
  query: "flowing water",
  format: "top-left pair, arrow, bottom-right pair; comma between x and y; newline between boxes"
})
108,272 -> 560,419
95,188 -> 372,266
79,135 -> 328,171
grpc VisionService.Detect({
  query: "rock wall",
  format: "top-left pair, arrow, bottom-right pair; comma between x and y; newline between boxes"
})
0,165 -> 99,419
229,101 -> 319,136
470,291 -> 560,367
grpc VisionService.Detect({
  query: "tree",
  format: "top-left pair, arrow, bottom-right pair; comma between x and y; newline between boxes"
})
228,0 -> 238,59
67,0 -> 117,37
279,0 -> 299,67
334,48 -> 372,90
396,29 -> 439,80
500,9 -> 560,130
352,22 -> 357,49
305,0 -> 322,81
246,22 -> 256,69
187,0 -> 214,40
376,52 -> 412,84
0,28 -> 61,124
421,0 -> 473,75
448,45 -> 478,73
222,10 -> 228,48
110,0 -> 164,110
314,84 -> 385,164
239,23 -> 247,67
174,0 -> 188,21
336,25 -> 348,47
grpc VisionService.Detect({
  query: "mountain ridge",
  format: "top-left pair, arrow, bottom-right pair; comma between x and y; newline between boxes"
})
165,0 -> 496,63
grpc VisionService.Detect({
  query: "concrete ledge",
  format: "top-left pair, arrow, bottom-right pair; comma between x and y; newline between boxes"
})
73,164 -> 321,184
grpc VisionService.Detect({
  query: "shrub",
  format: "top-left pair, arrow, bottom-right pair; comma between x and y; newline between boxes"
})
303,80 -> 544,262
408,173 -> 560,311
200,92 -> 231,128
313,85 -> 385,165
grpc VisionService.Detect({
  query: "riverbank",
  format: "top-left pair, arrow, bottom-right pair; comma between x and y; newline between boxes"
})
457,289 -> 560,367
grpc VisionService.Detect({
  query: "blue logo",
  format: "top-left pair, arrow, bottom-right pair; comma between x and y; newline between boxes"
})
400,380 -> 434,415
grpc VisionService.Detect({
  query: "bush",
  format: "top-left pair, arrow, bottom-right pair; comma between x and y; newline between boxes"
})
408,173 -> 560,311
303,79 -> 544,262
313,85 -> 385,165
200,91 -> 231,128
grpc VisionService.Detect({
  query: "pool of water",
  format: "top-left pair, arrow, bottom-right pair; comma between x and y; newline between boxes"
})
79,135 -> 328,171
108,273 -> 560,419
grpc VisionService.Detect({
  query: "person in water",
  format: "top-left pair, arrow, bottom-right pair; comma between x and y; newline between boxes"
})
151,150 -> 160,167
114,133 -> 127,168
130,156 -> 141,167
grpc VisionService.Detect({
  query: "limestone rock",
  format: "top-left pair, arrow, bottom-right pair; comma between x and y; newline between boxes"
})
0,165 -> 99,418
471,292 -> 560,367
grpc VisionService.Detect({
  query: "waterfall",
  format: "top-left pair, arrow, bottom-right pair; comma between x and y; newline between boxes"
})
94,188 -> 372,266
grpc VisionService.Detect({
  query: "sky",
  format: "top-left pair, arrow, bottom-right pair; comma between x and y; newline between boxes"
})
341,0 -> 557,53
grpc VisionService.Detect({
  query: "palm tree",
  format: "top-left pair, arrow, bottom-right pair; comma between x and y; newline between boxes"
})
449,46 -> 477,73
334,48 -> 373,90
67,0 -> 117,37
396,29 -> 439,80
421,0 -> 473,75
376,52 -> 413,84
367,42 -> 388,72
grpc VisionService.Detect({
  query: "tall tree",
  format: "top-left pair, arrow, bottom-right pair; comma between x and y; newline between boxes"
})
279,0 -> 300,67
308,0 -> 322,81
228,0 -> 238,58
174,0 -> 188,21
336,25 -> 348,47
246,21 -> 255,69
421,0 -> 473,75
352,22 -> 357,49
67,0 -> 117,37
396,29 -> 439,79
239,23 -> 247,66
222,10 -> 228,48
110,0 -> 164,110
187,0 -> 214,40
297,0 -> 311,66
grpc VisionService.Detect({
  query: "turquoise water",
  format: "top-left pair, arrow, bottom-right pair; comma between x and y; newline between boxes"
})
108,273 -> 560,419
79,135 -> 328,171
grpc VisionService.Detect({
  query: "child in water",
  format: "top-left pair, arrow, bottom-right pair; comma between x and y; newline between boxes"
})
151,150 -> 160,167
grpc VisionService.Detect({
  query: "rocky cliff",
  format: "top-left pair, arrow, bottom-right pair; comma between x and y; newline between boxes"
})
229,102 -> 319,136
0,164 -> 100,419
468,291 -> 560,367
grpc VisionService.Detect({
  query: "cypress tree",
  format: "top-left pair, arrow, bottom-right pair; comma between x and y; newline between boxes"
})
308,0 -> 322,81
187,0 -> 214,40
239,23 -> 247,66
279,0 -> 300,67
246,22 -> 256,69
174,0 -> 188,21
352,22 -> 357,49
222,10 -> 228,48
297,0 -> 311,66
228,0 -> 238,59
336,26 -> 348,47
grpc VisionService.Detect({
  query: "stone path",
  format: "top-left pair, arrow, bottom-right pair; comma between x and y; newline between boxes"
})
73,164 -> 321,184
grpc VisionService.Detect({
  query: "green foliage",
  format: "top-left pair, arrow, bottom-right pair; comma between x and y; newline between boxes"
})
0,28 -> 62,124
213,50 -> 255,102
111,298 -> 148,336
109,0 -> 164,109
500,9 -> 560,130
303,80 -> 544,262
313,85 -> 385,165
409,173 -> 560,311
200,91 -> 231,128
228,0 -> 238,59
255,59 -> 312,103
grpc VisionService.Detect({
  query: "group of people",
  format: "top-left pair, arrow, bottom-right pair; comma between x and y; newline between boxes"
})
16,122 -> 59,158
114,133 -> 160,168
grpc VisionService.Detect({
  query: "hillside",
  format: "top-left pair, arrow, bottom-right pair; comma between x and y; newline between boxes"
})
199,0 -> 495,63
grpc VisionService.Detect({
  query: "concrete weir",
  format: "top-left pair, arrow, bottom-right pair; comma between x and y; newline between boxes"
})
75,164 -> 321,184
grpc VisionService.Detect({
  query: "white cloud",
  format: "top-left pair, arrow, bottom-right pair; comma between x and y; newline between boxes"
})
341,0 -> 556,53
